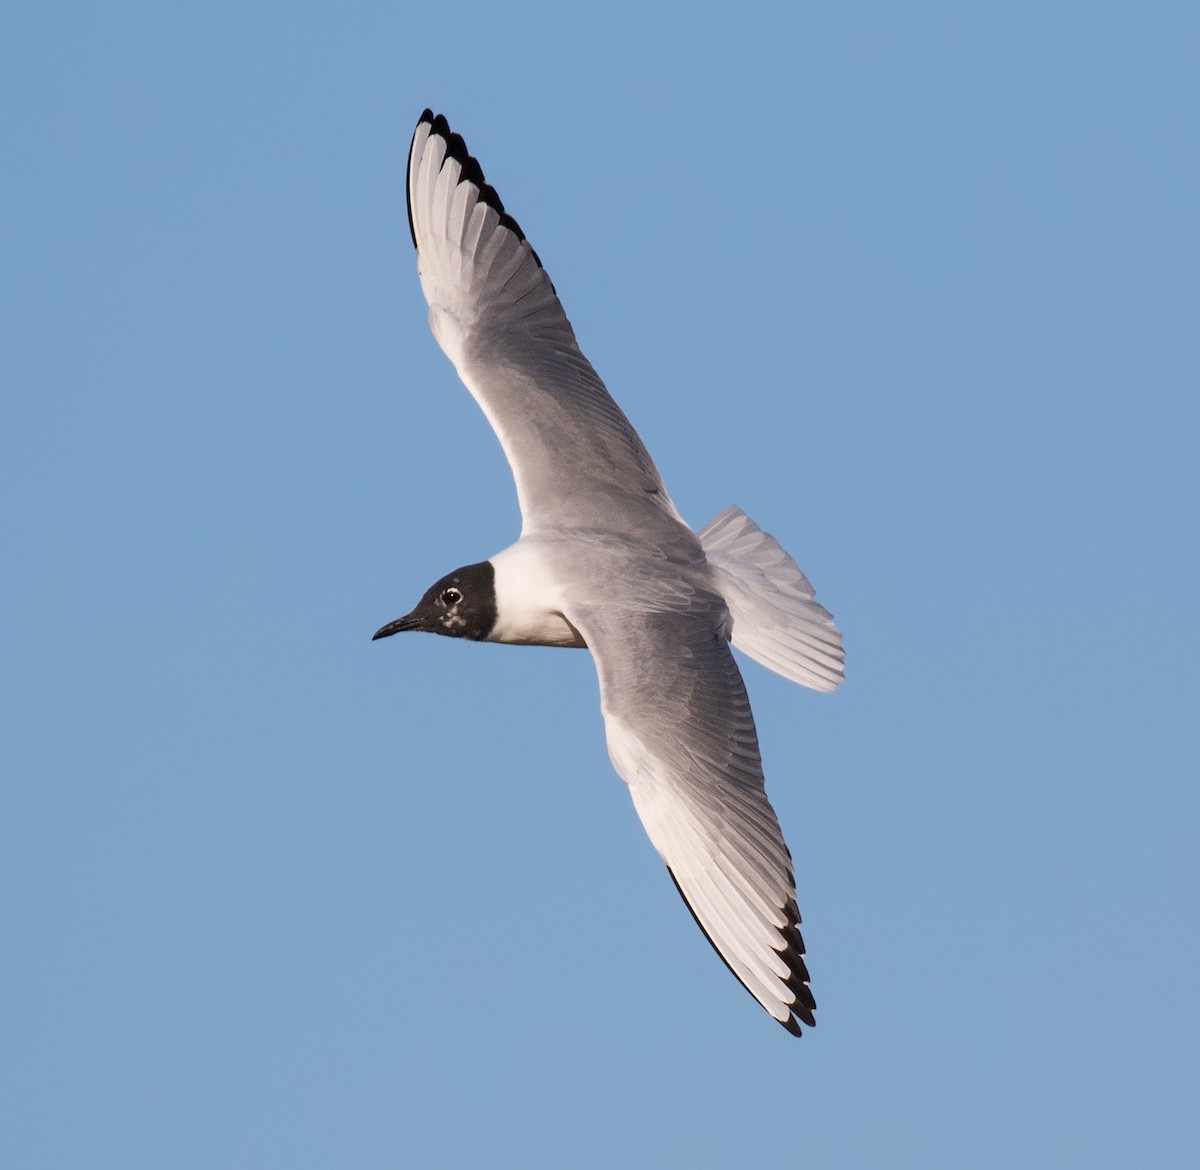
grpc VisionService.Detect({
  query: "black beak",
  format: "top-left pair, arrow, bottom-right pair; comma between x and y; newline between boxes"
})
372,614 -> 421,640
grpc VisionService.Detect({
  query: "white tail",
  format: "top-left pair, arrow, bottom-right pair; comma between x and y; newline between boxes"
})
698,506 -> 845,692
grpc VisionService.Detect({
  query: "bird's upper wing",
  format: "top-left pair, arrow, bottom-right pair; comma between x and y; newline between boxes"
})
407,111 -> 678,535
567,592 -> 816,1034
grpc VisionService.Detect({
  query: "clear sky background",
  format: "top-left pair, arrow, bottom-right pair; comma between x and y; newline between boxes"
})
3,2 -> 1197,1167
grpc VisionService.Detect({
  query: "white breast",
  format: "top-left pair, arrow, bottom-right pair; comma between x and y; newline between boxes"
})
487,541 -> 587,648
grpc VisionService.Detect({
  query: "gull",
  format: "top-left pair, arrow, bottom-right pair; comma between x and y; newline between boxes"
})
374,110 -> 844,1034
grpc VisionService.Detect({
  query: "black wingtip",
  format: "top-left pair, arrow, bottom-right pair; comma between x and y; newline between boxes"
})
666,867 -> 814,1036
407,108 -> 549,281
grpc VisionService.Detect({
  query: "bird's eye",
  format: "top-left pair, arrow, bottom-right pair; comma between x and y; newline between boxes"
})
441,588 -> 462,606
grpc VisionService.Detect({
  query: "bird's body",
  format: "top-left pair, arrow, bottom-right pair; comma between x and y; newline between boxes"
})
489,527 -> 709,645
374,110 -> 844,1034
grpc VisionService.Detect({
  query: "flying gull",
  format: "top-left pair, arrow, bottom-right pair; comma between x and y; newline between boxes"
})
374,110 -> 845,1034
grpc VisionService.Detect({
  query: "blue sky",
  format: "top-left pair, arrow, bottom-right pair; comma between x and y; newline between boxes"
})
3,2 -> 1198,1166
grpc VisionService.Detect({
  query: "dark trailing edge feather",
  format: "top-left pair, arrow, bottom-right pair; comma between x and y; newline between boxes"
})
408,109 -> 549,278
667,868 -> 814,1036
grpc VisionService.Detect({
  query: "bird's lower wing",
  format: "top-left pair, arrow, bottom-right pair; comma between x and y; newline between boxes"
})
568,598 -> 816,1034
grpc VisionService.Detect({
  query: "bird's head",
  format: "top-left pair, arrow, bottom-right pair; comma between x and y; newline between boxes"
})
372,561 -> 497,642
